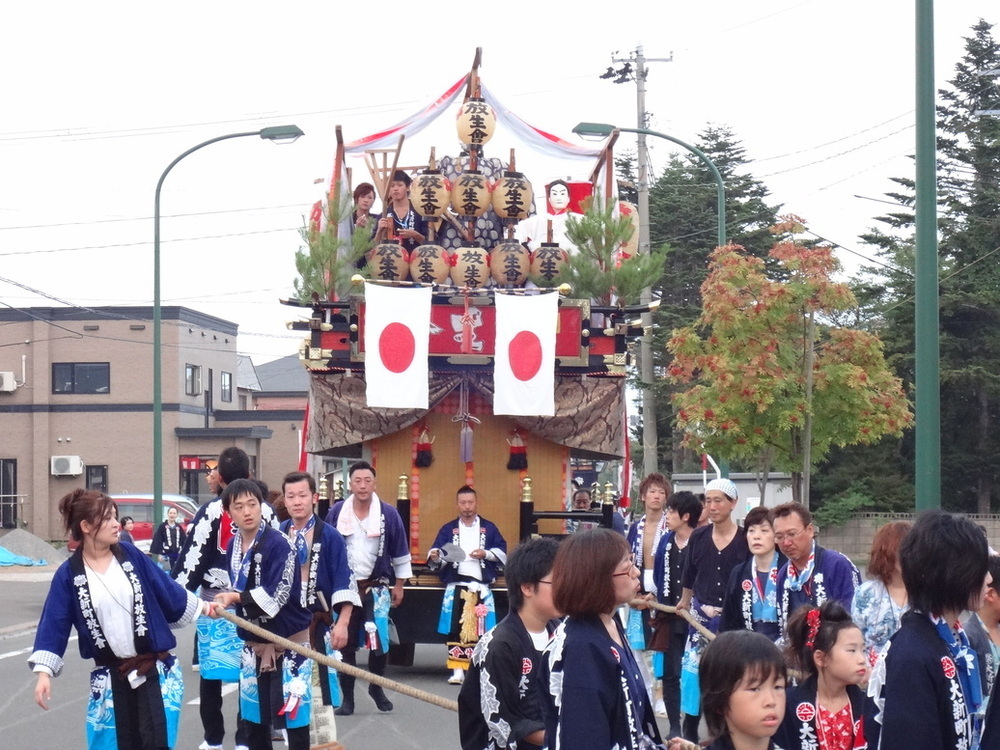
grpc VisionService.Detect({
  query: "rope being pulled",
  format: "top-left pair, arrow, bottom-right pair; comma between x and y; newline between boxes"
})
215,609 -> 459,713
215,600 -> 713,716
632,599 -> 716,641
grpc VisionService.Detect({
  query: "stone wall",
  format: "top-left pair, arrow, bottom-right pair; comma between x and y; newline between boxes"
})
819,513 -> 1000,566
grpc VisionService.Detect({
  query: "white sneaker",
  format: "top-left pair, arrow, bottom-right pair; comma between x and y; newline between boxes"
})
236,745 -> 250,750
198,742 -> 223,750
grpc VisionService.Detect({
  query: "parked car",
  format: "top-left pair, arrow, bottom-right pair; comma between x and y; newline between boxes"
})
68,494 -> 196,552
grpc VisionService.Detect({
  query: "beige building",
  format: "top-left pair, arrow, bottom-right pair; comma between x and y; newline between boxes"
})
0,306 -> 306,542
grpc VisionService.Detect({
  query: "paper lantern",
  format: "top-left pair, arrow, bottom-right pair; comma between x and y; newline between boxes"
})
368,241 -> 410,282
411,170 -> 450,220
409,243 -> 451,284
456,97 -> 496,147
529,243 -> 566,286
450,169 -> 491,218
451,246 -> 490,288
489,238 -> 530,286
491,170 -> 534,221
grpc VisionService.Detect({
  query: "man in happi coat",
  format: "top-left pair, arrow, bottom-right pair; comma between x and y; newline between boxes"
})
428,485 -> 507,685
172,447 -> 277,750
279,471 -> 361,744
325,460 -> 412,715
212,479 -> 312,750
773,502 -> 860,636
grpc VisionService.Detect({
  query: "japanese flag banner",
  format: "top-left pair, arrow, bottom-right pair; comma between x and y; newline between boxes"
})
364,282 -> 432,409
494,291 -> 557,416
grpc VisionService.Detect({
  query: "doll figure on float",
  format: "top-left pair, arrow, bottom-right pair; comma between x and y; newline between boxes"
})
515,179 -> 591,255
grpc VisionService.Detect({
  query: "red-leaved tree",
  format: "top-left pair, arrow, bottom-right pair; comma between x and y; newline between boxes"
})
667,235 -> 912,506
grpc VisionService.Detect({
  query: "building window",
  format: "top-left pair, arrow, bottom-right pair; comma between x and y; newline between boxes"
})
239,394 -> 248,410
86,465 -> 108,494
52,363 -> 110,394
185,364 -> 202,396
221,371 -> 233,403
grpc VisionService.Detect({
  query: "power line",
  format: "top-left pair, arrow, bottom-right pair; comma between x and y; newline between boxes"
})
0,203 -> 308,232
0,226 -> 301,257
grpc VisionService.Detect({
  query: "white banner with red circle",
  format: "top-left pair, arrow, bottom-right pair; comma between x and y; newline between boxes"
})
364,282 -> 432,409
494,292 -> 557,416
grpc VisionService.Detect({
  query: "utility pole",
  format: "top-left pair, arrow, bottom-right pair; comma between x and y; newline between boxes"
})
602,46 -> 672,480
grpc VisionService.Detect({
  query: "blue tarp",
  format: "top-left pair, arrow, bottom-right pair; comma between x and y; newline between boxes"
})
0,545 -> 46,566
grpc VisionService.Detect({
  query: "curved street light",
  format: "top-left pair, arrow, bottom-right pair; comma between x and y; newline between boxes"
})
573,122 -> 727,481
572,122 -> 726,248
153,125 -> 304,524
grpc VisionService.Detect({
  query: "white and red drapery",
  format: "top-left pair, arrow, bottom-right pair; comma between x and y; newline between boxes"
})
312,74 -> 609,235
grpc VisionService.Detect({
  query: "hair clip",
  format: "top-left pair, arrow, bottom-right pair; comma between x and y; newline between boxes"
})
805,608 -> 822,648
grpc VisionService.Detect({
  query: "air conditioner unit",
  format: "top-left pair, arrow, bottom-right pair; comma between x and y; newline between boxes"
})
51,455 -> 84,476
0,372 -> 15,393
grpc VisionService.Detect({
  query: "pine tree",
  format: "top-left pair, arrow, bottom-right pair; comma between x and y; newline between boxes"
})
293,185 -> 372,301
845,19 -> 1000,513
562,193 -> 666,306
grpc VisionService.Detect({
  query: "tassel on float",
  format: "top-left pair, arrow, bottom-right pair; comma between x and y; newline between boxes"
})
415,426 -> 434,468
507,430 -> 527,470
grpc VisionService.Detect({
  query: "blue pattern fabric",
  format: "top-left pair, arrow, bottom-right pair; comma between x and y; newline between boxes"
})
195,614 -> 241,682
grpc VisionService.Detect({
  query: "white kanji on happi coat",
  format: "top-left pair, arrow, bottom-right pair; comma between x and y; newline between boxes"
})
364,281 -> 432,408
493,291 -> 557,416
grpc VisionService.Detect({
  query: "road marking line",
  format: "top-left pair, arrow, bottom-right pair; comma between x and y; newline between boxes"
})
1,635 -> 77,660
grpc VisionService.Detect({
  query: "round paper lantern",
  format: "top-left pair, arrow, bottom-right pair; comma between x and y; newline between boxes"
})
456,97 -> 496,147
491,171 -> 534,221
529,243 -> 567,286
451,246 -> 490,288
450,169 -> 492,218
490,238 -> 530,286
411,170 -> 450,220
368,241 -> 410,282
409,243 -> 451,284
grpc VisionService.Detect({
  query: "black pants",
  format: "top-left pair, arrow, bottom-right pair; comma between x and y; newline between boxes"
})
108,663 -> 169,750
199,677 -> 248,746
660,620 -> 688,737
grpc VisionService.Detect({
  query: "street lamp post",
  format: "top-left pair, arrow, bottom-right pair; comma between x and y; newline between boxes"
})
573,122 -> 726,481
152,125 -> 304,525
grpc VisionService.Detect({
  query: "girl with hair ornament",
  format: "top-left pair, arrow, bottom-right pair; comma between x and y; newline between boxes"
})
773,601 -> 870,750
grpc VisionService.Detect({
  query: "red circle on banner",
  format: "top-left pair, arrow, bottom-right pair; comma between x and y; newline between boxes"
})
795,702 -> 816,722
509,331 -> 543,381
379,322 -> 415,373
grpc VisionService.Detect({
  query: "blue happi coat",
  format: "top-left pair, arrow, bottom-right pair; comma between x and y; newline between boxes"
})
541,615 -> 662,750
30,543 -> 201,673
227,525 -> 310,642
776,544 -> 860,635
429,516 -> 507,585
867,610 -> 980,750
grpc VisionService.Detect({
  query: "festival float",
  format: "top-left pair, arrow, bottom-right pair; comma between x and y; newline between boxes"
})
285,50 -> 658,657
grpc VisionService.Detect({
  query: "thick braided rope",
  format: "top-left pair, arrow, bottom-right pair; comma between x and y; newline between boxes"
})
215,609 -> 459,712
629,598 -> 716,641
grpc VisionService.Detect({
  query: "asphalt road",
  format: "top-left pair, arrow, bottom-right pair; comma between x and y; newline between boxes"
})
0,572 -> 470,750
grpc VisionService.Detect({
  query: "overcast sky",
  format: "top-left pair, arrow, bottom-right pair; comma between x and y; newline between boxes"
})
1,1 -> 994,364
